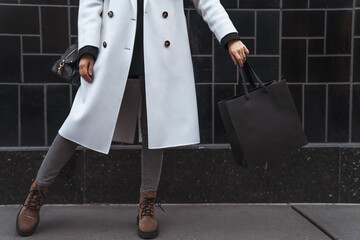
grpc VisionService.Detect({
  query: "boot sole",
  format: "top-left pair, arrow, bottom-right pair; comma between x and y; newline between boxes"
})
16,205 -> 40,236
136,215 -> 158,239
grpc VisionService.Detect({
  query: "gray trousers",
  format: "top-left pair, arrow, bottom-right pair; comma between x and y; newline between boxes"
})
36,75 -> 164,195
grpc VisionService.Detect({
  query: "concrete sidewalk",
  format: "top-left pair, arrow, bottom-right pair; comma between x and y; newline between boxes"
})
1,203 -> 359,240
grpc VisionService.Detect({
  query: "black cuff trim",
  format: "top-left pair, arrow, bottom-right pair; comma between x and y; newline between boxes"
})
78,45 -> 99,61
221,32 -> 241,51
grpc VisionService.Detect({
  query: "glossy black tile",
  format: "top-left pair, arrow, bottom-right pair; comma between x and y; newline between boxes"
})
189,10 -> 212,55
0,36 -> 21,83
356,10 -> 360,36
283,0 -> 308,8
46,85 -> 71,145
214,40 -> 237,83
243,56 -> 279,82
308,39 -> 324,54
0,6 -> 39,34
41,6 -> 69,53
218,0 -> 237,8
288,84 -> 303,122
308,57 -> 351,82
214,84 -> 235,143
227,10 -> 255,37
70,0 -> 79,5
354,39 -> 360,82
192,56 -> 212,83
20,0 -> 67,4
239,0 -> 280,8
195,84 -> 212,144
20,85 -> 44,146
23,55 -> 64,83
282,39 -> 306,82
70,6 -> 78,35
22,36 -> 40,53
352,85 -> 360,141
310,0 -> 353,8
282,11 -> 324,37
0,85 -> 18,146
327,85 -> 349,142
256,11 -> 279,54
326,10 -> 352,54
304,85 -> 326,142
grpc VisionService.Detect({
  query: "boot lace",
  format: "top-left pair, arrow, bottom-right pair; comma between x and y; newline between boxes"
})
140,197 -> 165,219
21,188 -> 46,211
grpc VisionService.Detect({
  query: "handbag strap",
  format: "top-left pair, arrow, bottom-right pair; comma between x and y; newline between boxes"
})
238,61 -> 268,100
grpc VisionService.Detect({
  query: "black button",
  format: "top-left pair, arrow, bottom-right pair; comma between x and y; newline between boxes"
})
164,40 -> 170,47
100,11 -> 103,17
162,11 -> 168,18
103,41 -> 107,48
108,10 -> 113,18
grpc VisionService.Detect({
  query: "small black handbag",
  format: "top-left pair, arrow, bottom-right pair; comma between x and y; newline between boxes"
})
51,41 -> 80,87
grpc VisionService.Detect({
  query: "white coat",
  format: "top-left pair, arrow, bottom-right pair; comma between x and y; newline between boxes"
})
58,0 -> 239,154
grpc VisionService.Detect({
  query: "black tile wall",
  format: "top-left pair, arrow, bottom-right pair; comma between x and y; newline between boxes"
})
304,85 -> 326,142
354,39 -> 360,82
0,85 -> 18,146
20,85 -> 44,146
352,85 -> 360,141
308,56 -> 351,82
326,10 -> 352,54
0,36 -> 21,83
310,0 -> 353,8
282,11 -> 324,37
1,1 -> 357,147
0,1 -> 360,204
282,39 -> 306,82
256,11 -> 279,54
327,85 -> 350,142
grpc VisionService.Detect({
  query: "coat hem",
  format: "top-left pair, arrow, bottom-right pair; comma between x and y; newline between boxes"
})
58,130 -> 109,155
148,140 -> 201,149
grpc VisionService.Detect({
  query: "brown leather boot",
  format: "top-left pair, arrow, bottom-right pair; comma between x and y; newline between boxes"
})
16,179 -> 49,236
136,190 -> 165,239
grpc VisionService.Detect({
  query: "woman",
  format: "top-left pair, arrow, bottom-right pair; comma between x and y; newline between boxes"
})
16,0 -> 249,238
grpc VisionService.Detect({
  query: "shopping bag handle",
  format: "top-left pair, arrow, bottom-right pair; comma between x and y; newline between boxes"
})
238,61 -> 268,100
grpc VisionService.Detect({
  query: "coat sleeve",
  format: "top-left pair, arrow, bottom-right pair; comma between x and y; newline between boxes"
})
78,45 -> 99,61
77,0 -> 104,50
190,0 -> 239,45
220,32 -> 241,51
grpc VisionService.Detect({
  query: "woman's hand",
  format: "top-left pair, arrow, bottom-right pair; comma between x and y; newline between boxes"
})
79,54 -> 95,83
228,40 -> 250,67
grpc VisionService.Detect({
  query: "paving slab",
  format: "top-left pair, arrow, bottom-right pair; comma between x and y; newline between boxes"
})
292,204 -> 360,240
0,204 -> 329,240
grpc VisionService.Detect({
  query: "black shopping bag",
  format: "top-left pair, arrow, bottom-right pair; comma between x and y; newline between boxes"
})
217,61 -> 308,169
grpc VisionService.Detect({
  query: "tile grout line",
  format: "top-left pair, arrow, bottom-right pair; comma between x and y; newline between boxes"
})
349,0 -> 356,142
211,35 -> 215,144
324,9 -> 327,54
18,85 -> 21,146
44,85 -> 48,146
254,9 -> 257,55
39,6 -> 43,54
325,84 -> 328,142
290,204 -> 338,240
279,0 -> 282,80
